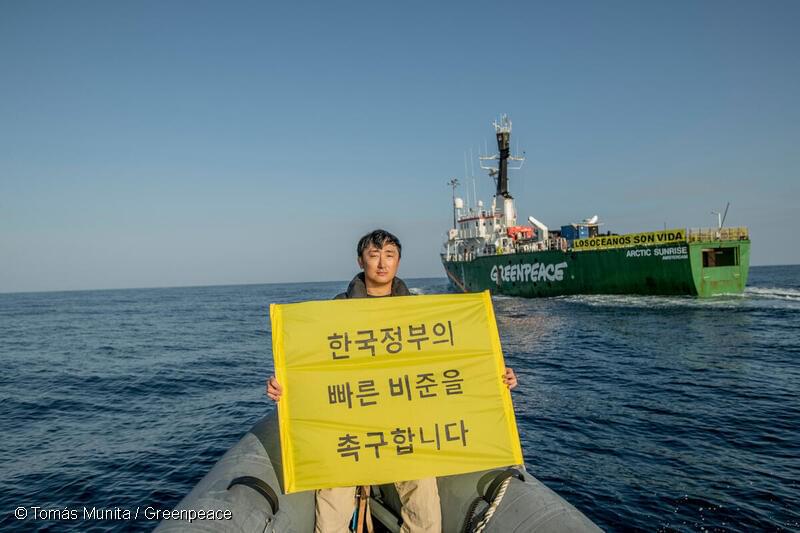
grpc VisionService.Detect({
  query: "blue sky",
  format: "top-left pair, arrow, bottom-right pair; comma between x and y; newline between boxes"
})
1,1 -> 798,292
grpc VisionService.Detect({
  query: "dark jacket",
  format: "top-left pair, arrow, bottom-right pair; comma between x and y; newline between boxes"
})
334,272 -> 411,299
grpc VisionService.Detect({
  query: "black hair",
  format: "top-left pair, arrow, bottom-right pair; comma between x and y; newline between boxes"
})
357,229 -> 402,259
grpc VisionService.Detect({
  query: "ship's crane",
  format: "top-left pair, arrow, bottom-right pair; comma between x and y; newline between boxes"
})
711,202 -> 730,230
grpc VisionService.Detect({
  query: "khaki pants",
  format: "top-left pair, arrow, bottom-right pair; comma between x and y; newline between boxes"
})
314,478 -> 441,533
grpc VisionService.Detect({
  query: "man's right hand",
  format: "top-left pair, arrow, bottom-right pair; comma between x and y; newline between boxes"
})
266,376 -> 283,402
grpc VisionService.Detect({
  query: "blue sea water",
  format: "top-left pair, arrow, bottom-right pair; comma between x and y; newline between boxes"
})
1,266 -> 798,532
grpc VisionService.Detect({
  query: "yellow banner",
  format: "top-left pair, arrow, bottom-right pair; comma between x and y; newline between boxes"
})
572,228 -> 687,251
270,291 -> 523,493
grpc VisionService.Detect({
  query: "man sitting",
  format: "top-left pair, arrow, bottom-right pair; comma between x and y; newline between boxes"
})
267,229 -> 517,532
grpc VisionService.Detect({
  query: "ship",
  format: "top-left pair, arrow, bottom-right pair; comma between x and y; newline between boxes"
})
441,116 -> 750,298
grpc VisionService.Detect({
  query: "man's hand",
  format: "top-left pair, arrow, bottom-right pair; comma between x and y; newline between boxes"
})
503,367 -> 518,390
266,376 -> 283,402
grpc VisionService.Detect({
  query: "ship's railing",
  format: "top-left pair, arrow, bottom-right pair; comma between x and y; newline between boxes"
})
442,228 -> 750,261
687,227 -> 749,242
441,237 -> 568,262
442,251 -> 475,262
514,237 -> 568,253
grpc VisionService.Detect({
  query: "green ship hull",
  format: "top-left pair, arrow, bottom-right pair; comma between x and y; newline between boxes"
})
442,238 -> 750,298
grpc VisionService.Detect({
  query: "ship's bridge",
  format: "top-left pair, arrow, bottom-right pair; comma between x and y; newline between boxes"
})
456,212 -> 502,240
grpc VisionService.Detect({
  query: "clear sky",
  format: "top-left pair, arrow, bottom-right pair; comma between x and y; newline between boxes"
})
1,1 -> 798,293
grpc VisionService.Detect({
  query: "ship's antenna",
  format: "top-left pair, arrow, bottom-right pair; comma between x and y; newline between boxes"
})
463,152 -> 470,210
482,135 -> 498,190
470,146 -> 476,174
464,150 -> 478,212
473,175 -> 478,211
711,202 -> 731,238
448,178 -> 460,229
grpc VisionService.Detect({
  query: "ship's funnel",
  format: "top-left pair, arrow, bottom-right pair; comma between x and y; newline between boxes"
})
496,128 -> 511,198
480,115 -> 524,200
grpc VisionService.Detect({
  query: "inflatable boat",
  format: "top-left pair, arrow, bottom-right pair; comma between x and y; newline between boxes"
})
155,411 -> 601,532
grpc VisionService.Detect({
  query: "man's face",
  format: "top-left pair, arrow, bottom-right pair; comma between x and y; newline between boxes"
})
357,242 -> 400,287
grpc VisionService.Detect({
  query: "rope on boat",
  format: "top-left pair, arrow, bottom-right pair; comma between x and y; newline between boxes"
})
463,468 -> 525,533
470,476 -> 512,533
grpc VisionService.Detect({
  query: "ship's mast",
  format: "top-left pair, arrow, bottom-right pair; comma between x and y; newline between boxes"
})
480,115 -> 525,199
448,178 -> 460,229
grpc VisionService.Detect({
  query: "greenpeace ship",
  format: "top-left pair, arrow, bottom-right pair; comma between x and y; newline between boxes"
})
441,116 -> 750,297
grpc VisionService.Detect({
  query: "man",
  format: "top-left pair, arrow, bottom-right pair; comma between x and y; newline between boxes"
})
267,229 -> 517,533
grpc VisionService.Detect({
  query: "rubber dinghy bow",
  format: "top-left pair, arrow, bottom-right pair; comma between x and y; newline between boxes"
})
227,476 -> 279,515
463,468 -> 525,533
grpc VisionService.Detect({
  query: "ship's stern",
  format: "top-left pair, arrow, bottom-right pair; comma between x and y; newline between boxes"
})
688,229 -> 751,297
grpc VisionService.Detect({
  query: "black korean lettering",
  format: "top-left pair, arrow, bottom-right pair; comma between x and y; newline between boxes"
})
418,423 -> 441,450
431,321 -> 454,345
337,434 -> 360,461
389,375 -> 412,401
407,324 -> 429,350
415,373 -> 438,398
328,332 -> 352,360
390,427 -> 415,455
355,330 -> 377,356
355,379 -> 379,407
441,369 -> 464,395
379,326 -> 403,354
444,419 -> 469,447
364,431 -> 388,458
327,383 -> 353,408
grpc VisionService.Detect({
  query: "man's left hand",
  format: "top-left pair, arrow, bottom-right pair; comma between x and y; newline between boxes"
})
503,367 -> 517,390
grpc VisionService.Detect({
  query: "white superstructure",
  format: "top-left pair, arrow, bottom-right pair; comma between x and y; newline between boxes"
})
443,116 -> 566,262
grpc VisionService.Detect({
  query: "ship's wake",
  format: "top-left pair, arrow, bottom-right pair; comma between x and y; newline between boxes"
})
556,289 -> 799,311
745,286 -> 800,301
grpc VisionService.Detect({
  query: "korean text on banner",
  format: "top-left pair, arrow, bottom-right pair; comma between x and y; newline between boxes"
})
270,291 -> 522,493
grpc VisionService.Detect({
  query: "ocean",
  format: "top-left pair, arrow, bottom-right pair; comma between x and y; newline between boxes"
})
1,265 -> 798,532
